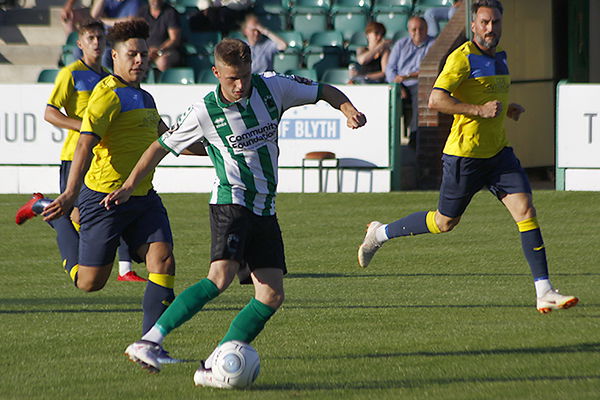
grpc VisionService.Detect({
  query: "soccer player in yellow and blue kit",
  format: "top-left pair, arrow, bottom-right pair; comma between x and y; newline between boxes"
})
359,0 -> 578,313
42,19 -> 178,342
15,19 -> 144,282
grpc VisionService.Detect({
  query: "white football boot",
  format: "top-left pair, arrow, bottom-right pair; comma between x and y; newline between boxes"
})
536,289 -> 579,314
358,221 -> 384,268
124,340 -> 163,373
193,361 -> 229,389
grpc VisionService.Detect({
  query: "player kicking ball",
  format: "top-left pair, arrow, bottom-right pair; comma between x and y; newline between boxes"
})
101,38 -> 366,384
358,0 -> 578,314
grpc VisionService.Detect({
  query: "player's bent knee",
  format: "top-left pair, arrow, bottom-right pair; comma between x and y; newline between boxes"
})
258,290 -> 284,310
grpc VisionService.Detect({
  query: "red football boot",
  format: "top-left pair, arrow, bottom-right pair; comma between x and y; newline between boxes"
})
15,193 -> 45,225
117,271 -> 147,282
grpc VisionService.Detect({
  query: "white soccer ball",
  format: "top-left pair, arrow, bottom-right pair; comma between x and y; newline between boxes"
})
211,341 -> 260,389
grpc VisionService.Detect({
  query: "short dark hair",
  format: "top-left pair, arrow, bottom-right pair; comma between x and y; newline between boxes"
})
76,19 -> 104,35
107,19 -> 149,45
472,0 -> 503,16
214,38 -> 252,66
365,21 -> 386,37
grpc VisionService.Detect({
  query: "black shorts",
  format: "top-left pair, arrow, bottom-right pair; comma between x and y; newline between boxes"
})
210,204 -> 287,282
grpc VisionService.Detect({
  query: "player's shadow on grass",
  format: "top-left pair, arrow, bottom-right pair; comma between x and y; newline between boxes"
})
252,373 -> 600,391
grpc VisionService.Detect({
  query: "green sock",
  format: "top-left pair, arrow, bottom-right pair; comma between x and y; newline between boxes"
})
220,298 -> 277,345
154,278 -> 219,336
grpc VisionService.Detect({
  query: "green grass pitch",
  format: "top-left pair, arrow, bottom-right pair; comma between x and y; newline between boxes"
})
1,191 -> 599,399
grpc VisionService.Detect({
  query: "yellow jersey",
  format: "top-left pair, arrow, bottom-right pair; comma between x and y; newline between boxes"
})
46,59 -> 109,161
80,75 -> 161,196
433,41 -> 510,158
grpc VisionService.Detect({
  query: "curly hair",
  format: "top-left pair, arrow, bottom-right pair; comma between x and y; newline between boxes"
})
76,19 -> 104,35
472,0 -> 503,16
214,38 -> 252,67
107,18 -> 149,45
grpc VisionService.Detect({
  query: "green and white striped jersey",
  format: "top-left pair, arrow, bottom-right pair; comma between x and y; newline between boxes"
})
159,72 -> 320,216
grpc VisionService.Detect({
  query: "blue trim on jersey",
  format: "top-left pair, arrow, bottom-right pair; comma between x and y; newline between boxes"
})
47,104 -> 61,111
72,70 -> 105,91
114,86 -> 157,112
467,50 -> 508,78
433,87 -> 451,94
80,131 -> 102,140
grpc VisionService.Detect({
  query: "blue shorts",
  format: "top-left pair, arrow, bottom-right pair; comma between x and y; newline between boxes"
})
77,185 -> 173,266
438,147 -> 531,218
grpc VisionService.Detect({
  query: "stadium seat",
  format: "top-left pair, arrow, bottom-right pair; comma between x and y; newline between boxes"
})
292,0 -> 331,14
195,68 -> 219,84
257,12 -> 288,31
159,67 -> 196,84
65,31 -> 78,45
332,12 -> 369,41
254,0 -> 289,14
273,52 -> 302,73
304,52 -> 342,79
416,0 -> 453,6
188,31 -> 222,53
277,31 -> 304,53
227,30 -> 246,41
290,13 -> 328,38
330,0 -> 372,13
37,68 -> 59,83
183,44 -> 214,70
285,68 -> 318,81
321,68 -> 351,84
304,31 -> 344,54
347,31 -> 368,51
143,68 -> 158,84
373,11 -> 410,38
372,0 -> 413,13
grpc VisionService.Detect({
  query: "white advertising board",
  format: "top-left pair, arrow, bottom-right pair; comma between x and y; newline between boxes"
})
0,83 -> 391,193
557,83 -> 600,168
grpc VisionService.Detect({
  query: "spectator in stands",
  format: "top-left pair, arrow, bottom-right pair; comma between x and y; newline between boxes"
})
424,0 -> 463,37
241,14 -> 287,74
349,21 -> 390,84
189,0 -> 252,35
91,0 -> 145,27
137,0 -> 182,72
88,0 -> 145,67
385,16 -> 435,145
61,0 -> 90,34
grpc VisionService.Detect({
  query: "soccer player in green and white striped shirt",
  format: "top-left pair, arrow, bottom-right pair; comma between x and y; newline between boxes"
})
102,38 -> 366,383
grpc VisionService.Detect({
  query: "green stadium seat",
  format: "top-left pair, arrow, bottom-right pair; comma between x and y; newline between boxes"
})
159,67 -> 196,84
37,68 -> 59,83
258,12 -> 288,31
273,52 -> 302,73
292,0 -> 331,14
277,31 -> 304,53
321,68 -> 351,84
330,0 -> 372,13
195,68 -> 219,84
416,0 -> 453,6
332,12 -> 369,41
142,68 -> 158,84
347,31 -> 368,51
373,11 -> 410,38
226,30 -> 246,41
65,31 -> 78,45
291,13 -> 328,38
285,68 -> 318,81
304,52 -> 342,79
305,31 -> 344,54
372,0 -> 412,13
188,31 -> 222,53
254,0 -> 289,14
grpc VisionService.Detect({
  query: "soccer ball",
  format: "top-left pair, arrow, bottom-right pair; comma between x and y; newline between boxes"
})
211,341 -> 260,389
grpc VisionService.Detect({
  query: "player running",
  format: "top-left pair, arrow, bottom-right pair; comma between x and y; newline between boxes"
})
15,19 -> 144,282
102,38 -> 366,384
358,0 -> 578,314
42,20 -> 179,346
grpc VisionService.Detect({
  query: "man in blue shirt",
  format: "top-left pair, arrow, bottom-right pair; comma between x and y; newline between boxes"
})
385,16 -> 435,144
241,14 -> 287,73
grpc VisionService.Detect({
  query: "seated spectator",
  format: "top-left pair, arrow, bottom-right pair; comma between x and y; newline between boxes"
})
189,0 -> 252,35
385,16 -> 435,145
91,0 -> 145,27
349,22 -> 390,84
61,0 -> 91,34
138,0 -> 182,72
241,14 -> 287,74
423,0 -> 463,37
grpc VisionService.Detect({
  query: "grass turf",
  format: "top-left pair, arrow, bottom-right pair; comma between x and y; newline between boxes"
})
1,191 -> 599,399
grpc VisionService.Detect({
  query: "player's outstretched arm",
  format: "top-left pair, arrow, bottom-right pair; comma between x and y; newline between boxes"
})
429,88 -> 502,119
44,105 -> 82,132
100,141 -> 169,209
43,134 -> 98,221
318,84 -> 367,129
